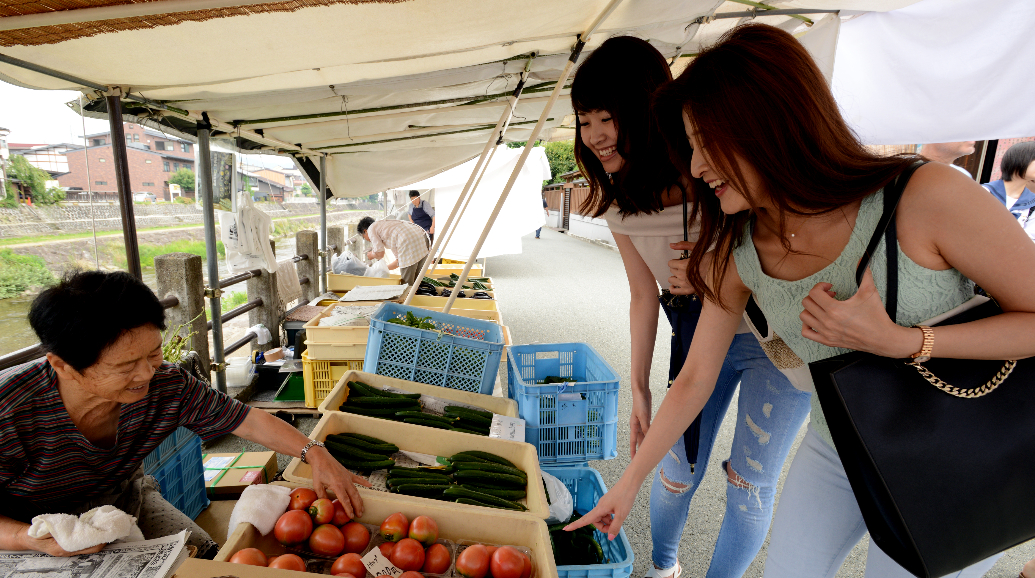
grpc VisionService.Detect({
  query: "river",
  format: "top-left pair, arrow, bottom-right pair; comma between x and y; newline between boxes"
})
0,237 -> 300,356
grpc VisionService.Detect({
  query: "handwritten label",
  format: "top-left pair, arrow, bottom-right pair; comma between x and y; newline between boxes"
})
203,469 -> 220,482
361,549 -> 403,577
490,415 -> 526,442
205,456 -> 236,469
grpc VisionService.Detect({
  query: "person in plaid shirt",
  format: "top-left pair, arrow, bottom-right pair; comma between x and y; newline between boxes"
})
358,216 -> 431,286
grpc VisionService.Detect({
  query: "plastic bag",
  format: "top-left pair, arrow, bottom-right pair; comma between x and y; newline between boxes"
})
332,250 -> 369,276
220,191 -> 276,273
542,470 -> 574,524
365,259 -> 390,278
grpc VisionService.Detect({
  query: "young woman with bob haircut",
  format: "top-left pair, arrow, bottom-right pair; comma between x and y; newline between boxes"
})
571,35 -> 811,578
567,24 -> 1035,578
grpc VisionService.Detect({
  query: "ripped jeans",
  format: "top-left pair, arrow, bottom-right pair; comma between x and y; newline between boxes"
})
650,331 -> 812,576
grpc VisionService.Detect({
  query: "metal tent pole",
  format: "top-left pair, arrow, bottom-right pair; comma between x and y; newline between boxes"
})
105,90 -> 142,279
319,155 -> 328,293
443,0 -> 623,312
402,57 -> 535,305
198,123 -> 227,393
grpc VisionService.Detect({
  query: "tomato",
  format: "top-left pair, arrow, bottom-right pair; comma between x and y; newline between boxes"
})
399,573 -> 425,578
490,546 -> 525,578
310,524 -> 346,557
268,553 -> 307,572
228,548 -> 267,566
408,516 -> 438,548
274,509 -> 314,546
331,499 -> 352,526
333,574 -> 359,578
309,498 -> 336,525
519,550 -> 532,578
483,545 -> 497,559
378,542 -> 395,558
455,544 -> 489,578
289,487 -> 318,511
342,521 -> 371,553
379,512 -> 409,542
390,538 -> 425,571
331,552 -> 366,577
422,543 -> 450,574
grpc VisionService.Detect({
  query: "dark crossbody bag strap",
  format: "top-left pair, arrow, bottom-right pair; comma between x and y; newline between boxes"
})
855,160 -> 928,324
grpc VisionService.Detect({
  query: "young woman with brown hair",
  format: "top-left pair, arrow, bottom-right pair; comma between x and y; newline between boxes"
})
571,35 -> 811,578
567,24 -> 1035,578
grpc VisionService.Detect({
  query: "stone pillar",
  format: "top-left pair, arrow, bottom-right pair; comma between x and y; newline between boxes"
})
155,252 -> 210,370
296,230 -> 319,301
328,226 -> 345,258
247,263 -> 283,353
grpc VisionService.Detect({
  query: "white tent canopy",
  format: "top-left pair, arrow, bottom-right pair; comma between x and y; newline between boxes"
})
0,0 -> 919,198
401,145 -> 550,260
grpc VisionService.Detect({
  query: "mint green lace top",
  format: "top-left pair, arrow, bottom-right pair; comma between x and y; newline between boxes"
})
733,190 -> 974,448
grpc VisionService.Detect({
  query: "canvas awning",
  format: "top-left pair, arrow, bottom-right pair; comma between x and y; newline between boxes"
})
0,0 -> 919,198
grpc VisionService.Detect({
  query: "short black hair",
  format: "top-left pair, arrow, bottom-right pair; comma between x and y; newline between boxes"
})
357,216 -> 375,235
29,270 -> 166,372
408,190 -> 420,198
1001,141 -> 1035,182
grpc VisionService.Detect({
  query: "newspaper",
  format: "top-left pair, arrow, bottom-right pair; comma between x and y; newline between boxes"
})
339,284 -> 408,302
0,531 -> 189,578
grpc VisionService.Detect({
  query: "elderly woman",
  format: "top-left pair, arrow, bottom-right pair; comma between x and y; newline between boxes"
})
0,270 -> 369,557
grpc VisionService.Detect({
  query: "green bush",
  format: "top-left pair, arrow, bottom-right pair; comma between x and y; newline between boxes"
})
0,249 -> 55,298
109,239 -> 226,270
174,196 -> 195,205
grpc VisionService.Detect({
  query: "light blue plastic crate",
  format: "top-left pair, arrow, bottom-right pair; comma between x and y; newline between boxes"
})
544,466 -> 633,578
364,302 -> 505,394
149,435 -> 210,520
507,343 -> 619,465
143,427 -> 198,474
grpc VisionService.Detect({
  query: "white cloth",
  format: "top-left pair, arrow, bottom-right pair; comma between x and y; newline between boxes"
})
367,219 -> 430,268
28,505 -> 145,552
228,484 -> 292,537
832,0 -> 1035,144
276,258 -> 302,305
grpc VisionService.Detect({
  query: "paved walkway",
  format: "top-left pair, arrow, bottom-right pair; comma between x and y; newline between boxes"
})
484,228 -> 1032,578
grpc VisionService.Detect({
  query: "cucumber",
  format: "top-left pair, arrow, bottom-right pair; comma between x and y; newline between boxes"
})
332,455 -> 394,472
387,475 -> 452,487
347,396 -> 421,408
444,486 -> 527,511
461,484 -> 527,500
456,418 -> 491,432
387,467 -> 453,479
448,453 -> 492,464
454,497 -> 520,510
351,381 -> 421,399
402,417 -> 453,430
325,434 -> 398,455
450,427 -> 487,436
451,451 -> 516,469
325,440 -> 391,462
393,411 -> 457,426
337,405 -> 407,419
455,461 -> 527,481
344,382 -> 371,397
443,406 -> 493,421
452,469 -> 526,488
392,484 -> 450,498
335,432 -> 394,446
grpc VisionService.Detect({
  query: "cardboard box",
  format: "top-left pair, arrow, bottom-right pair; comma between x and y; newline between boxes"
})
202,451 -> 277,497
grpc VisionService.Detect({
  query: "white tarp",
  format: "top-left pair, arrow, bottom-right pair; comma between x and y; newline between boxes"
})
832,0 -> 1035,144
401,146 -> 550,260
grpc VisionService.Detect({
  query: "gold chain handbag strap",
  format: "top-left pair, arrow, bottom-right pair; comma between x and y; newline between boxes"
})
909,360 -> 1017,398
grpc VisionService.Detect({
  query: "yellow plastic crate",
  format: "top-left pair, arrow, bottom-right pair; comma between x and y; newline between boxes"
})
407,294 -> 498,311
327,272 -> 401,292
301,349 -> 363,408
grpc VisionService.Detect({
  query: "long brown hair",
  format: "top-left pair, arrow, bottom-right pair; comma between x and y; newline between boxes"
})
571,36 -> 684,216
653,23 -> 917,307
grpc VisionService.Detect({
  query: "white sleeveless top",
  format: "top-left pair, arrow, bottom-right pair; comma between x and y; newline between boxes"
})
604,204 -> 749,333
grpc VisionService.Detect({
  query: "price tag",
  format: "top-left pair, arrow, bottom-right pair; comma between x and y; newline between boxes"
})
361,549 -> 402,577
205,456 -> 236,469
490,415 -> 526,442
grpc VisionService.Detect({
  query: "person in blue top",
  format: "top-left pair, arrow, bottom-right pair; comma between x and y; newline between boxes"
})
407,190 -> 436,242
983,141 -> 1035,242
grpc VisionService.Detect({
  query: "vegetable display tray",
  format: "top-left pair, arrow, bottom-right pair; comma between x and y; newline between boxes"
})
317,369 -> 518,417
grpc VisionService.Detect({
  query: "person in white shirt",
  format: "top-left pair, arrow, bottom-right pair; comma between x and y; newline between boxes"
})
357,216 -> 430,286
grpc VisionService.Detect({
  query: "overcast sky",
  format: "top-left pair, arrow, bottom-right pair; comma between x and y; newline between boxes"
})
0,79 -> 293,169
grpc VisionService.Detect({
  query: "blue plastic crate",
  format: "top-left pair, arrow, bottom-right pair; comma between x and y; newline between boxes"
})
364,302 -> 505,394
507,343 -> 619,465
143,427 -> 198,474
544,466 -> 633,578
149,435 -> 210,520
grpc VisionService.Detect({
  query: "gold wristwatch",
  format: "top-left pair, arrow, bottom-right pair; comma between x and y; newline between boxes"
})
910,325 -> 934,364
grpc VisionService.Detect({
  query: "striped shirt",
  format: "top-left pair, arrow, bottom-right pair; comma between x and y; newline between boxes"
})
367,219 -> 430,268
0,360 -> 250,520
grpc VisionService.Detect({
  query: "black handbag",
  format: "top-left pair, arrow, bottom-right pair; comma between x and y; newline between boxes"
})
808,161 -> 1035,578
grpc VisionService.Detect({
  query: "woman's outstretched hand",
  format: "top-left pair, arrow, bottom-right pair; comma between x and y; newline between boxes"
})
563,482 -> 635,541
800,267 -> 919,358
667,241 -> 696,295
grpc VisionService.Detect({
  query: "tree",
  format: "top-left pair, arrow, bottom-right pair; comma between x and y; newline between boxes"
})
168,167 -> 195,194
506,139 -> 576,184
4,156 -> 64,205
300,183 -> 313,196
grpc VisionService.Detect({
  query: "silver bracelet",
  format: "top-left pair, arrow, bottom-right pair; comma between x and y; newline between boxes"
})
300,440 -> 325,464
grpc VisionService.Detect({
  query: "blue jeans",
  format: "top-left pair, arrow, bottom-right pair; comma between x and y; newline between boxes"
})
650,326 -> 812,576
763,427 -> 1002,578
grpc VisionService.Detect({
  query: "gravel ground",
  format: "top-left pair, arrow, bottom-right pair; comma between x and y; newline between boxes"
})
206,226 -> 1033,578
